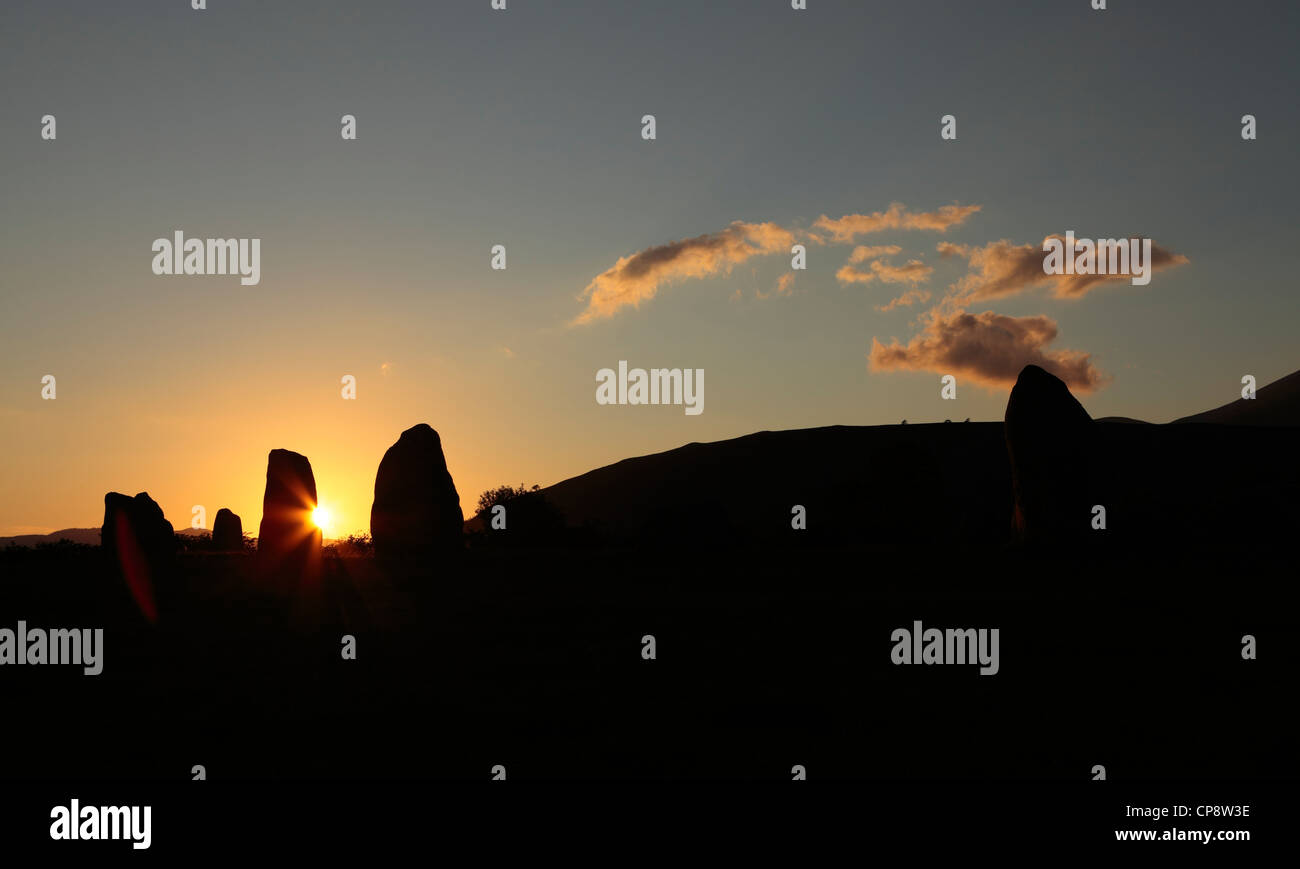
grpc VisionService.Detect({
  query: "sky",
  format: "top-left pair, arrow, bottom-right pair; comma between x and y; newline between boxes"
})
1,0 -> 1296,537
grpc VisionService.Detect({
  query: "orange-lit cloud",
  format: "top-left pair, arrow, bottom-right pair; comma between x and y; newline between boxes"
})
868,308 -> 1106,392
814,203 -> 981,244
837,257 -> 933,286
574,220 -> 796,322
847,245 -> 902,263
939,236 -> 1189,302
574,204 -> 983,323
875,288 -> 932,311
752,271 -> 798,301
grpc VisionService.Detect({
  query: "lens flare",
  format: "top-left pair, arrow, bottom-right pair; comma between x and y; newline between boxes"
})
311,506 -> 333,534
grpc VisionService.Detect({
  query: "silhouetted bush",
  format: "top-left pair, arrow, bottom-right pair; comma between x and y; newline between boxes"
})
326,532 -> 374,558
33,540 -> 97,554
175,531 -> 213,552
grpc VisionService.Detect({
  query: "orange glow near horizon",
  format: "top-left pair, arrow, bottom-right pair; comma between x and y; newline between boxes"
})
0,352 -> 726,540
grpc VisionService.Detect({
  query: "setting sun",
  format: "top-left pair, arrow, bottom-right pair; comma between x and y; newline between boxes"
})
311,506 -> 333,535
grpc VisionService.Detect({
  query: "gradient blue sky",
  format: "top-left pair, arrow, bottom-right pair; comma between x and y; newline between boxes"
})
1,0 -> 1296,536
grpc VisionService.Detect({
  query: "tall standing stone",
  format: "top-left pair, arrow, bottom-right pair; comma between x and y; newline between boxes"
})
1004,365 -> 1094,544
371,424 -> 464,560
257,449 -> 322,578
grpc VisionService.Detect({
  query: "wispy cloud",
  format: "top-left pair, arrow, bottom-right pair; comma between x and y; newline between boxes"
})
875,288 -> 932,312
939,236 -> 1189,302
813,203 -> 981,244
574,221 -> 795,323
573,203 -> 980,323
847,245 -> 902,263
837,257 -> 933,286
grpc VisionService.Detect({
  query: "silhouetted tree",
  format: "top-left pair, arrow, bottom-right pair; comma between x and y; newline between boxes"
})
476,484 -> 538,516
474,483 -> 565,545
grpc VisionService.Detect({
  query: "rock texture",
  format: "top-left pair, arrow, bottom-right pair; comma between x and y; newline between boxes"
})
101,491 -> 176,622
371,424 -> 464,559
212,507 -> 244,551
256,449 -> 322,577
1004,365 -> 1094,544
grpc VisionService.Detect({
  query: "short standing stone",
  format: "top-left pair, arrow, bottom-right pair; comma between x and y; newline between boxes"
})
212,508 -> 244,551
102,491 -> 176,621
1004,365 -> 1093,543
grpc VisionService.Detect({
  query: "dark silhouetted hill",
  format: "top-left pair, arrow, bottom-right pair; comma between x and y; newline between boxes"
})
1172,369 -> 1300,426
537,366 -> 1300,549
540,423 -> 1014,547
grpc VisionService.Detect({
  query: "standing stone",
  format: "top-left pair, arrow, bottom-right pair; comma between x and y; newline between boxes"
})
257,449 -> 322,578
1004,365 -> 1094,544
371,424 -> 464,560
212,508 -> 244,551
102,491 -> 176,622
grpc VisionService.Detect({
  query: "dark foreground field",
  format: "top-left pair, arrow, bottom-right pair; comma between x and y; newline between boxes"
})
2,540 -> 1294,782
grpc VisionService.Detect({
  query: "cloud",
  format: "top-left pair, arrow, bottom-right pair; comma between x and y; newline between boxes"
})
570,207 -> 1182,404
814,203 -> 981,244
573,204 -> 981,322
868,308 -> 1106,392
574,221 -> 796,323
875,288 -> 932,312
836,264 -> 875,284
753,271 -> 798,301
847,245 -> 902,263
837,257 -> 933,286
941,236 -> 1189,302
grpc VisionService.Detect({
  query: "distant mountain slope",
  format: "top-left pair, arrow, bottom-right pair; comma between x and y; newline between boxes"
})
538,423 -> 1014,545
1172,369 -> 1300,426
1,526 -> 214,548
0,528 -> 100,548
